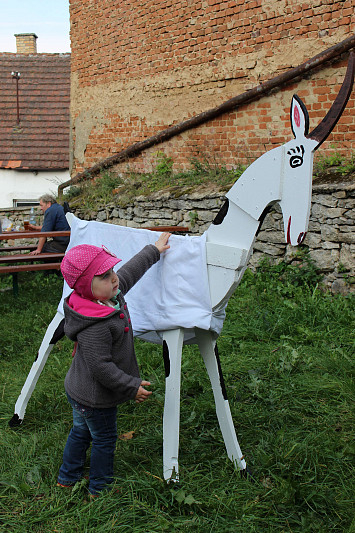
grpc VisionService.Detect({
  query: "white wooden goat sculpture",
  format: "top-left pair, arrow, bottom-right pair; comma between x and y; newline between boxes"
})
9,55 -> 354,483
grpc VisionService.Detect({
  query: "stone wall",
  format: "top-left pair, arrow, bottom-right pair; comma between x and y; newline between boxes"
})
69,0 -> 355,177
73,179 -> 354,294
250,181 -> 355,294
1,180 -> 354,293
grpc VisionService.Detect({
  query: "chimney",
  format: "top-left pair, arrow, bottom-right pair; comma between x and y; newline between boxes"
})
15,33 -> 38,54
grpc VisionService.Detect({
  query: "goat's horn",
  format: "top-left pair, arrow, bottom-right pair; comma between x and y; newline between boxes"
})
308,51 -> 355,149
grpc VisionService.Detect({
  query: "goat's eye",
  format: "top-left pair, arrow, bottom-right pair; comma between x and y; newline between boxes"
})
287,145 -> 305,168
290,155 -> 303,168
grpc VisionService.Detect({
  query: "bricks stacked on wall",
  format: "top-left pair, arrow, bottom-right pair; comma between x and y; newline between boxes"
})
69,0 -> 354,176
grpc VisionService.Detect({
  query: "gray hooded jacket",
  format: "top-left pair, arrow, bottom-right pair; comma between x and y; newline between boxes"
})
63,244 -> 160,408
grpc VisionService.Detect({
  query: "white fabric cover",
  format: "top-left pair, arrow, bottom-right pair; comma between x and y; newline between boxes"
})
58,216 -> 225,344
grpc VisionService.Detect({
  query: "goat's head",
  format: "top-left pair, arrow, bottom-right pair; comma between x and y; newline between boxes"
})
279,52 -> 354,246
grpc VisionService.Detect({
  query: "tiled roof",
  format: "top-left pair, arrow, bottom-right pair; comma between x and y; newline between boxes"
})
0,53 -> 70,170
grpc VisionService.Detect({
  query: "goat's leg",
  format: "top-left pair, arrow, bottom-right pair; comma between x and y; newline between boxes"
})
161,328 -> 184,482
9,312 -> 65,427
195,328 -> 246,471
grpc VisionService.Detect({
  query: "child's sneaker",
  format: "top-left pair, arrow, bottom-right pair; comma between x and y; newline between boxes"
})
57,482 -> 74,489
88,487 -> 119,500
57,476 -> 88,490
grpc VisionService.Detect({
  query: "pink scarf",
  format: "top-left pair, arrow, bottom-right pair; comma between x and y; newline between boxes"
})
68,290 -> 116,318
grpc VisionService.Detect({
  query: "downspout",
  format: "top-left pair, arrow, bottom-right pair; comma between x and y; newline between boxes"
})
59,33 -> 355,197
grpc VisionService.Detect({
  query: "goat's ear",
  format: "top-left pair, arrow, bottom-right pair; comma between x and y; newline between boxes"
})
290,95 -> 309,139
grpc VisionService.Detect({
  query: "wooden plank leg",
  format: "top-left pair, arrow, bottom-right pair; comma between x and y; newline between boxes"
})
9,312 -> 65,427
195,328 -> 247,471
162,328 -> 184,482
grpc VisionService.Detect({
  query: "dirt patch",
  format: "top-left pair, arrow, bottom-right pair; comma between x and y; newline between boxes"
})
313,170 -> 355,185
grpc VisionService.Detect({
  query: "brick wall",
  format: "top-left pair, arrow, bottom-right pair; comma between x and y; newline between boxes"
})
69,0 -> 355,176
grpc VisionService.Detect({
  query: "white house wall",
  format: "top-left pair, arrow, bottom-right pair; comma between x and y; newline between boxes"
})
0,169 -> 70,208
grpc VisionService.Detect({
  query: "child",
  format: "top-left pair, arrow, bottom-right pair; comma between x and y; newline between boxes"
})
57,233 -> 171,496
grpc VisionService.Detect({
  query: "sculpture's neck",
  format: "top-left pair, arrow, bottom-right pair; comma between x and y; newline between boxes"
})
205,148 -> 285,310
206,200 -> 261,252
206,145 -> 286,249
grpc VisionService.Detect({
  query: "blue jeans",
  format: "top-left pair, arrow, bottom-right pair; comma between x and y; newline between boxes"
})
58,394 -> 118,495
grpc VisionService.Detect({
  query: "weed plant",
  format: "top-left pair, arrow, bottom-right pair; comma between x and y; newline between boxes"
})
0,264 -> 353,532
313,150 -> 355,178
64,153 -> 246,211
63,172 -> 125,208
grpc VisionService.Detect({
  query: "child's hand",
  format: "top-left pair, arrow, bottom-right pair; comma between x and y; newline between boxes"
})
155,232 -> 171,254
135,381 -> 152,403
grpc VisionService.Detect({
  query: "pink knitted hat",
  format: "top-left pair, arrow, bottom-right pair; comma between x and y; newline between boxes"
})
61,244 -> 121,300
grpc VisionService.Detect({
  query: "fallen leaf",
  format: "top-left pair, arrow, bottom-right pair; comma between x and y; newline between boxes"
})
119,430 -> 135,440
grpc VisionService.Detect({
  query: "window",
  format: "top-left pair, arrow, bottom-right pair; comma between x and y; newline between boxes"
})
13,199 -> 39,208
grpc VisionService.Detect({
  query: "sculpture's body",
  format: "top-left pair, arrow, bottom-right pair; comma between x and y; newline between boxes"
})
9,54 -> 354,483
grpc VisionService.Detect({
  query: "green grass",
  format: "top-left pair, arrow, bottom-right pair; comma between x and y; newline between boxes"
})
0,266 -> 354,532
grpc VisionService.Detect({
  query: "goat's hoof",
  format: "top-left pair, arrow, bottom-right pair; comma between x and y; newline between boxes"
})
240,465 -> 255,482
9,414 -> 23,428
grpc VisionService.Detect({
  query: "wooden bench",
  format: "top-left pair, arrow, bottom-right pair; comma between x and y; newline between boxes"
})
0,226 -> 188,295
0,253 -> 64,265
0,230 -> 71,296
0,259 -> 64,295
0,244 -> 37,253
143,226 -> 189,233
